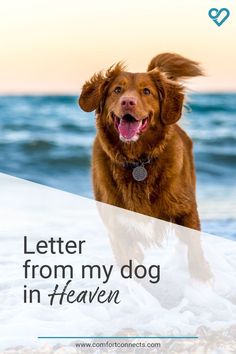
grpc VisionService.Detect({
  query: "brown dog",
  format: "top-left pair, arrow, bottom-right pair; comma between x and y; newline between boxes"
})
79,53 -> 203,230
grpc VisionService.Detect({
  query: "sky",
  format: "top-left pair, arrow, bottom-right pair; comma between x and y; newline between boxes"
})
0,0 -> 235,93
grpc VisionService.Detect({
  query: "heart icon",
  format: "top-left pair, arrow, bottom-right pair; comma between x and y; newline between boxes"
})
208,8 -> 230,27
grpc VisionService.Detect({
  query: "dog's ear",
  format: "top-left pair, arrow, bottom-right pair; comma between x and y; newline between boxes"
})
147,52 -> 202,124
147,52 -> 203,80
79,63 -> 125,113
79,72 -> 106,112
149,69 -> 184,125
160,79 -> 184,125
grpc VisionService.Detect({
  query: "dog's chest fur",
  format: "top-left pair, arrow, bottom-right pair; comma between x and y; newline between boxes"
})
92,128 -> 195,223
111,162 -> 182,219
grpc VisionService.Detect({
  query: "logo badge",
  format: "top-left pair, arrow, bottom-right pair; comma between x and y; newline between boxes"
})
208,8 -> 230,27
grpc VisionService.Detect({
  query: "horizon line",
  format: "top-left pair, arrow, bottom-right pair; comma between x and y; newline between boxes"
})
0,90 -> 236,96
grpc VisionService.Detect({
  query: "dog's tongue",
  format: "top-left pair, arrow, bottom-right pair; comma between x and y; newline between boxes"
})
118,119 -> 141,139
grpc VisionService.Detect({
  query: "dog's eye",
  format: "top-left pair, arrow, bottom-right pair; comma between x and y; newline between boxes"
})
114,86 -> 122,94
143,88 -> 151,95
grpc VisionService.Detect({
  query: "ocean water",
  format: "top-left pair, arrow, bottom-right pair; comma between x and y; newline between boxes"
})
0,94 -> 235,238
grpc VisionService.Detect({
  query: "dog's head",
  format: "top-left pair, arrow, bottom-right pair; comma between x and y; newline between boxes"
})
79,53 -> 202,145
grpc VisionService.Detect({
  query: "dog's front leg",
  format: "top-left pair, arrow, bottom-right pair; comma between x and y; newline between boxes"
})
175,212 -> 213,281
176,209 -> 201,231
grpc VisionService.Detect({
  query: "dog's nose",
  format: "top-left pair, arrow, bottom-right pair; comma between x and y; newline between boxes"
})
121,96 -> 137,109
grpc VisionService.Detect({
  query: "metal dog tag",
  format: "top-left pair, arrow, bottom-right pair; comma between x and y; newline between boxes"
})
132,165 -> 148,181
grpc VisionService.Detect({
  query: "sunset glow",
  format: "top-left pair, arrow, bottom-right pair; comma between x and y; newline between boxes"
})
0,0 -> 235,93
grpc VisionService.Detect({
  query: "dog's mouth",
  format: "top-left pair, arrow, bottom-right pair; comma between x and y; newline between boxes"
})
112,113 -> 149,142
